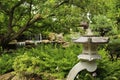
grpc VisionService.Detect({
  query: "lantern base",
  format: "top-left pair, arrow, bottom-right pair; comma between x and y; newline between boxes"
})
66,61 -> 97,80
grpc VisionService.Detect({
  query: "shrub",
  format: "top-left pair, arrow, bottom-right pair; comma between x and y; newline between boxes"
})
11,44 -> 82,79
12,52 -> 41,75
0,54 -> 14,74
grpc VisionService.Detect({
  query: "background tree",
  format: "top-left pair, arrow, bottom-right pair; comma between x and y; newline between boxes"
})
0,0 -> 120,50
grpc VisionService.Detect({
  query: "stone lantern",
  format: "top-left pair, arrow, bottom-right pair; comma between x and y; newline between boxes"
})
66,27 -> 109,80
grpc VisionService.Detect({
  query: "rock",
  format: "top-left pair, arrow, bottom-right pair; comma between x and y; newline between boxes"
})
0,72 -> 15,80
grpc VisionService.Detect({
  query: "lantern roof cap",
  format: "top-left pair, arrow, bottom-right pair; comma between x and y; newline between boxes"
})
73,36 -> 109,44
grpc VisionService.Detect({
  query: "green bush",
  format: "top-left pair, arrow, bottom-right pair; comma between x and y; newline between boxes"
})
11,44 -> 81,79
106,38 -> 120,60
97,49 -> 120,80
0,54 -> 14,74
13,52 -> 41,75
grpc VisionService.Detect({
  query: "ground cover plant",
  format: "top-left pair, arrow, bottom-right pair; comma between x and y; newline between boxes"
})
0,43 -> 120,80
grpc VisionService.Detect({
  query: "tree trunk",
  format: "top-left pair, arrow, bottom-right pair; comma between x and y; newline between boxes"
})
0,35 -> 12,51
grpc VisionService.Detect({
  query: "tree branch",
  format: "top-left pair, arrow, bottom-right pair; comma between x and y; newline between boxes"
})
7,1 -> 24,36
29,0 -> 33,19
13,12 -> 24,25
10,0 -> 68,40
55,0 -> 69,8
11,14 -> 42,40
12,1 -> 34,33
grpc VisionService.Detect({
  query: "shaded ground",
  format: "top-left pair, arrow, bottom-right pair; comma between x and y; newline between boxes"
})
0,72 -> 42,80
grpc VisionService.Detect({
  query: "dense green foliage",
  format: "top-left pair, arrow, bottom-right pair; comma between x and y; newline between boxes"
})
106,38 -> 120,61
0,44 -> 81,79
0,44 -> 120,79
0,54 -> 14,74
91,15 -> 114,36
